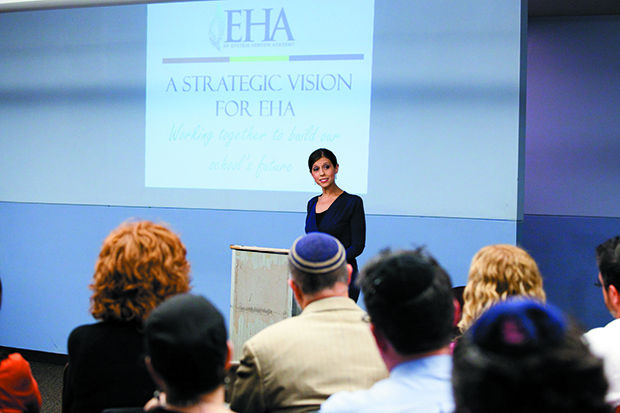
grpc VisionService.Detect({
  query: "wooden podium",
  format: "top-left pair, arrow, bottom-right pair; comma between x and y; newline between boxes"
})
229,245 -> 299,360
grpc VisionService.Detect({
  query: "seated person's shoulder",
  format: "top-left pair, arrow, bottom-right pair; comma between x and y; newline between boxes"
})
584,326 -> 605,339
320,390 -> 361,413
584,322 -> 618,343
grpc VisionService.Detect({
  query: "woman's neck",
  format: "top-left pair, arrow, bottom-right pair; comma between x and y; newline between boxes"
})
321,184 -> 343,198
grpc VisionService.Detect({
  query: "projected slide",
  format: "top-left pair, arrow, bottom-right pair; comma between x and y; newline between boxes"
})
145,1 -> 374,193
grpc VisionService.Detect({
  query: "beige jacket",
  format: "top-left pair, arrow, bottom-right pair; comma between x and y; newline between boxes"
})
230,296 -> 388,413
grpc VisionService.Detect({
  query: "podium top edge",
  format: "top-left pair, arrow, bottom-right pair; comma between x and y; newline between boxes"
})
230,245 -> 290,255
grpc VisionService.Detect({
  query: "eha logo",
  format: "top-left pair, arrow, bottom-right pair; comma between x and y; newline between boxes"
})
225,8 -> 294,43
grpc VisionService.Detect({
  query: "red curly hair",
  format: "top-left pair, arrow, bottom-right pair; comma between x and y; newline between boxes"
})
89,220 -> 191,322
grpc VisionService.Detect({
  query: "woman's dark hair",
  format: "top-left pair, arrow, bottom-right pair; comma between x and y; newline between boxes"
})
453,299 -> 610,413
308,148 -> 338,171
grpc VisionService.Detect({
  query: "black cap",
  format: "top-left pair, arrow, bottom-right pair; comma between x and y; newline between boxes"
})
145,293 -> 228,393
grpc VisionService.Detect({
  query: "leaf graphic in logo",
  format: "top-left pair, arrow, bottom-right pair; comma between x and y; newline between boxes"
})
209,6 -> 225,51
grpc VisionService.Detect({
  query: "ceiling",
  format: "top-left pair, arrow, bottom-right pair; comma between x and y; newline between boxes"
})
0,0 -> 619,15
529,0 -> 620,17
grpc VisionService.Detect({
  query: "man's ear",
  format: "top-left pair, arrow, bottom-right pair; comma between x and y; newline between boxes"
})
346,264 -> 352,286
370,323 -> 389,353
453,298 -> 462,328
609,284 -> 620,308
288,278 -> 299,296
225,340 -> 233,370
145,356 -> 166,391
288,279 -> 304,308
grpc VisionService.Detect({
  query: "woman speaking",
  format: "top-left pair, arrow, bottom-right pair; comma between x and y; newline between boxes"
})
305,148 -> 366,301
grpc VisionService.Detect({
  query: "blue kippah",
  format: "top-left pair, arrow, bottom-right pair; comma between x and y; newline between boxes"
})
289,232 -> 346,274
470,298 -> 566,353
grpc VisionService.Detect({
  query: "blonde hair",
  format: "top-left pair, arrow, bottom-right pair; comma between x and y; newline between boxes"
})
90,220 -> 191,322
458,244 -> 545,332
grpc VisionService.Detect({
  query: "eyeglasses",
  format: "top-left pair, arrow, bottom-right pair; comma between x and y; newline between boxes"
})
594,280 -> 603,288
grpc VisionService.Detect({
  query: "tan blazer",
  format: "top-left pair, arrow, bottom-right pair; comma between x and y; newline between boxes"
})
230,296 -> 388,413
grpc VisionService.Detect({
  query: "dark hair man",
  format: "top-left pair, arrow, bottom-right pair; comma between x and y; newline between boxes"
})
585,236 -> 620,408
143,293 -> 233,413
320,248 -> 455,412
230,232 -> 387,413
454,298 -> 609,413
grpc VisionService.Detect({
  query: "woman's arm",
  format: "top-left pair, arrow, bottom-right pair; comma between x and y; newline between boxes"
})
346,196 -> 366,259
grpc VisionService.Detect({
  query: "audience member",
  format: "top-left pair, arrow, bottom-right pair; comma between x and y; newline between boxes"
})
320,248 -> 455,412
143,293 -> 233,413
453,298 -> 610,413
458,244 -> 546,332
62,220 -> 191,413
230,232 -> 387,413
585,236 -> 620,408
0,277 -> 42,413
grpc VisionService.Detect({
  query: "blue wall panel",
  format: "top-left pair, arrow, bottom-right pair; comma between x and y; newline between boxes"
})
520,214 -> 620,330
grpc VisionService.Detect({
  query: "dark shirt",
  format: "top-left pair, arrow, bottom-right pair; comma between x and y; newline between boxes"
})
305,192 -> 366,278
63,320 -> 155,413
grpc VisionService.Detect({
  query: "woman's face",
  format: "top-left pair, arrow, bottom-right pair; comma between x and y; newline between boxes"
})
310,156 -> 338,189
